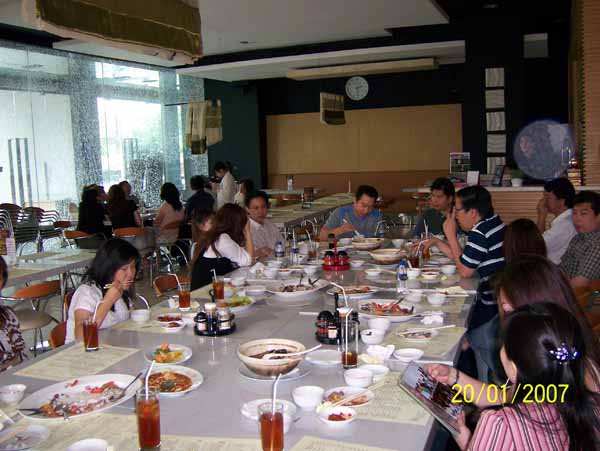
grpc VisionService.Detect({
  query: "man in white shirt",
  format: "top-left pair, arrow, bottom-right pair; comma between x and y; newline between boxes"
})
213,161 -> 236,209
536,177 -> 577,264
245,190 -> 284,259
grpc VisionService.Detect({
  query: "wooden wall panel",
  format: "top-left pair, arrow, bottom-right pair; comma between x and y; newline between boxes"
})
266,104 -> 461,175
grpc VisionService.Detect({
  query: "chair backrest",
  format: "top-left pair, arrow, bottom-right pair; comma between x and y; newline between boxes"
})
65,230 -> 89,240
114,227 -> 145,237
64,289 -> 75,318
49,322 -> 66,349
13,280 -> 61,300
54,220 -> 72,229
153,274 -> 190,296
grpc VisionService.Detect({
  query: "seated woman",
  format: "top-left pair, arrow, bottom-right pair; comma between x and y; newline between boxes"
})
454,302 -> 600,450
190,204 -> 254,290
77,186 -> 107,236
65,239 -> 140,344
0,256 -> 26,371
106,184 -> 141,230
503,218 -> 547,263
428,255 -> 600,407
154,182 -> 184,241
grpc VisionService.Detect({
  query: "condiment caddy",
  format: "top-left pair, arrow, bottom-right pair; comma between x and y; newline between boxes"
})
194,302 -> 236,336
314,294 -> 359,345
322,234 -> 350,271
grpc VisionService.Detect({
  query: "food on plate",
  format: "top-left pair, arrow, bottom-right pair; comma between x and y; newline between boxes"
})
165,322 -> 183,328
148,371 -> 192,393
249,348 -> 290,359
227,296 -> 252,307
38,381 -> 122,417
360,302 -> 415,316
332,286 -> 372,295
400,331 -> 432,339
152,344 -> 184,363
324,390 -> 368,406
328,412 -> 353,421
156,315 -> 182,323
277,285 -> 312,293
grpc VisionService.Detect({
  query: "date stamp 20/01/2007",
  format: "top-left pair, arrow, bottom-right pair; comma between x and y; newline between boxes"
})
451,383 -> 569,404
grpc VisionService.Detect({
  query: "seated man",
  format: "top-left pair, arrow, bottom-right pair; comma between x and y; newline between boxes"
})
246,190 -> 284,259
414,177 -> 455,238
185,175 -> 215,222
319,185 -> 381,240
536,177 -> 577,264
560,190 -> 600,288
423,186 -> 506,329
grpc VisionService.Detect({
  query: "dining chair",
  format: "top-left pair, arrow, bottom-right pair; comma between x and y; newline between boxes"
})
153,274 -> 190,297
49,322 -> 66,349
156,220 -> 189,271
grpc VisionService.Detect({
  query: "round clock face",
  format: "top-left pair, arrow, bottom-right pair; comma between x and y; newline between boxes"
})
345,76 -> 369,101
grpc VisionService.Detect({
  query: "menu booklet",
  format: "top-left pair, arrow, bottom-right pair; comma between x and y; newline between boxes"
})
398,362 -> 464,435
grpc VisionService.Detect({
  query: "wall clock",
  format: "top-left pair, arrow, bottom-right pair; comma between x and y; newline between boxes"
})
345,76 -> 368,101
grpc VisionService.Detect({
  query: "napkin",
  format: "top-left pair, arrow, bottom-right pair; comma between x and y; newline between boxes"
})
365,344 -> 395,362
440,286 -> 468,295
248,262 -> 265,274
420,311 -> 444,325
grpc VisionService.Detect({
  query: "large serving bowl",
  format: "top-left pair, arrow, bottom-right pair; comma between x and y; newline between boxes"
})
237,339 -> 306,377
352,238 -> 384,251
369,249 -> 405,264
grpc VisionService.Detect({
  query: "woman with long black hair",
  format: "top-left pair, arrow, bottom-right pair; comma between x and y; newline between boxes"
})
154,182 -> 184,241
65,239 -> 140,343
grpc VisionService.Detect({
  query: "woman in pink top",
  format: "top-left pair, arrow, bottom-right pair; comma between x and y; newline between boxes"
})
155,183 -> 185,241
455,302 -> 600,451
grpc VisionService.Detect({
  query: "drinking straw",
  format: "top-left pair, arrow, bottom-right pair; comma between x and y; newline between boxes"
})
271,373 -> 282,414
424,219 -> 429,238
92,301 -> 103,322
330,282 -> 348,307
145,360 -> 155,400
211,269 -> 217,282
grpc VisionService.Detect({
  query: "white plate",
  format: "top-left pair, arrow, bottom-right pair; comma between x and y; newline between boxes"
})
238,362 -> 311,382
318,406 -> 357,426
357,299 -> 423,322
267,279 -> 329,301
323,386 -> 374,407
397,329 -> 439,342
225,296 -> 257,314
66,438 -> 108,451
326,286 -> 378,301
0,425 -> 49,451
18,374 -> 140,421
148,365 -> 203,398
241,399 -> 297,421
144,344 -> 193,365
169,297 -> 200,311
305,349 -> 341,367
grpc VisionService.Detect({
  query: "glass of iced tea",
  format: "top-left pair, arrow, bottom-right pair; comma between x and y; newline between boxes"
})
137,388 -> 161,450
82,318 -> 99,351
212,276 -> 225,301
178,281 -> 191,310
258,402 -> 284,451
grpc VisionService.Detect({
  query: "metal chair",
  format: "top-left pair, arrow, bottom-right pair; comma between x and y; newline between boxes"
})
114,227 -> 157,282
153,274 -> 190,297
155,220 -> 189,272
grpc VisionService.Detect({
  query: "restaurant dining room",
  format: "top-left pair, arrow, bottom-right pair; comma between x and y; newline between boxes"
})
1,0 -> 600,450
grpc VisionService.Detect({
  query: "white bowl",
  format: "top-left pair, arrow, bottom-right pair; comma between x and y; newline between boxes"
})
427,293 -> 446,305
368,317 -> 391,332
350,259 -> 365,269
511,178 -> 523,187
361,329 -> 385,345
393,348 -> 424,363
267,260 -> 283,269
318,406 -> 357,426
344,368 -> 374,388
264,268 -> 279,279
278,269 -> 293,280
246,285 -> 267,296
369,249 -> 404,265
441,265 -> 456,275
392,239 -> 406,248
421,271 -> 439,281
292,386 -> 324,411
407,268 -> 421,280
339,238 -> 353,246
365,268 -> 382,277
160,321 -> 185,333
405,292 -> 423,303
359,364 -> 390,383
0,384 -> 26,404
303,265 -> 319,276
231,276 -> 246,287
131,309 -> 150,323
67,439 -> 109,451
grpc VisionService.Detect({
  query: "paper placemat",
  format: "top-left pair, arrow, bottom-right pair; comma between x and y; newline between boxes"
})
112,319 -> 175,335
384,325 -> 466,357
291,436 -> 401,451
33,413 -> 262,451
15,344 -> 139,381
355,373 -> 430,426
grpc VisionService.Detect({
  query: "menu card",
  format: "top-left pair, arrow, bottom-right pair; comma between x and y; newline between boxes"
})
291,436 -> 399,451
15,344 -> 138,381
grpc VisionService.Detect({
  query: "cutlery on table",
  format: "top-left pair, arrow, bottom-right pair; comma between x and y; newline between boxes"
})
109,371 -> 144,401
398,324 -> 456,336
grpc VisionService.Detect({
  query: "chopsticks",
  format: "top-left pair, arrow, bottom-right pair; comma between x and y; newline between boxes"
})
399,324 -> 456,335
331,389 -> 370,408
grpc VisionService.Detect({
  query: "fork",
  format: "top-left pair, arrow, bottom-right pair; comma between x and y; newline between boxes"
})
308,277 -> 320,287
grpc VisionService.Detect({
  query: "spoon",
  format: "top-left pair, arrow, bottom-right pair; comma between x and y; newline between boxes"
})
262,344 -> 322,360
110,371 -> 143,401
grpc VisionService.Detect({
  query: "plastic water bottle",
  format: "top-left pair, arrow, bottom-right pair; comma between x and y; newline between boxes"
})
396,259 -> 408,296
275,241 -> 285,260
291,236 -> 300,266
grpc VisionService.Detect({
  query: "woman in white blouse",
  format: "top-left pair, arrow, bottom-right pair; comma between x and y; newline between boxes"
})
190,204 -> 255,290
65,239 -> 140,343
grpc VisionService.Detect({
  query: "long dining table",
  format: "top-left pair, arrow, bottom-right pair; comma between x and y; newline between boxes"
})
0,247 -> 477,451
269,193 -> 354,229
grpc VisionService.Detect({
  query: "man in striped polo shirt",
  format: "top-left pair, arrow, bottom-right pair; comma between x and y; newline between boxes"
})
423,186 -> 506,329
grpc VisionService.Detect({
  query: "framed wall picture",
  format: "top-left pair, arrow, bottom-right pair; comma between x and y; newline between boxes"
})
492,164 -> 505,186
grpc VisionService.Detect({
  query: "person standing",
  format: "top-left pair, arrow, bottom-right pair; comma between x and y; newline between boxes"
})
536,177 -> 577,264
213,161 -> 236,209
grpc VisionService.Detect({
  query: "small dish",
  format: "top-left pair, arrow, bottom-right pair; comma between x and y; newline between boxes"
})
303,265 -> 319,276
367,317 -> 391,332
267,260 -> 283,269
360,329 -> 385,345
0,384 -> 26,404
319,406 -> 357,426
441,265 -> 456,275
131,309 -> 150,323
393,348 -> 424,363
349,260 -> 365,269
427,293 -> 446,305
392,239 -> 406,248
278,269 -> 293,280
292,386 -> 324,411
231,276 -> 246,287
421,271 -> 439,281
364,268 -> 382,277
264,268 -> 278,279
160,321 -> 185,333
344,368 -> 373,388
407,268 -> 421,280
246,285 -> 267,296
67,439 -> 109,451
359,364 -> 389,382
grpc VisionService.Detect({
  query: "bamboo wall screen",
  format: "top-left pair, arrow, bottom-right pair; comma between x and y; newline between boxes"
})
266,104 -> 462,175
